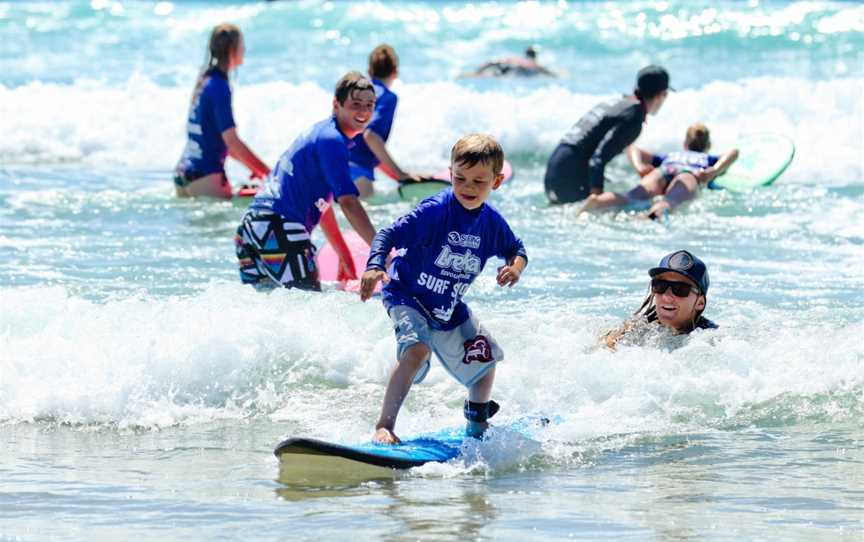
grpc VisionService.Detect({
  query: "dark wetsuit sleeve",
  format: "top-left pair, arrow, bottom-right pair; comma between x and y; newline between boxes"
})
587,116 -> 643,191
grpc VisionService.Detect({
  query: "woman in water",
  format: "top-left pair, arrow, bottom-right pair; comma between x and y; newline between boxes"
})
602,250 -> 717,350
174,23 -> 270,198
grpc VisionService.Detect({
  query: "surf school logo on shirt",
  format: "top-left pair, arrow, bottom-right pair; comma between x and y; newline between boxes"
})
447,231 -> 481,249
434,245 -> 481,274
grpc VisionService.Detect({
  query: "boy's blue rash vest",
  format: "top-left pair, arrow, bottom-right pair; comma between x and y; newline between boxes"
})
177,68 -> 236,177
651,150 -> 719,171
349,79 -> 398,171
367,189 -> 527,330
249,116 -> 359,233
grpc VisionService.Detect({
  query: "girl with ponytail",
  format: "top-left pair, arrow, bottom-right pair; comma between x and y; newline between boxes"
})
174,23 -> 269,199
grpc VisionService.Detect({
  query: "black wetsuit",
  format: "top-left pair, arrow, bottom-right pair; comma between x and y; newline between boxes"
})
646,312 -> 718,332
544,96 -> 646,204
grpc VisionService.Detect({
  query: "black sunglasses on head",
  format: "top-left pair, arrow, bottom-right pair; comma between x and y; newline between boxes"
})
651,278 -> 699,298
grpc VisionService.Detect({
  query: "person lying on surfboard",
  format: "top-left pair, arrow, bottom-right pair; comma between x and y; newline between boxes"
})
360,134 -> 528,444
463,45 -> 557,78
601,250 -> 717,350
174,23 -> 270,199
348,44 -> 421,199
579,123 -> 739,219
234,72 -> 378,290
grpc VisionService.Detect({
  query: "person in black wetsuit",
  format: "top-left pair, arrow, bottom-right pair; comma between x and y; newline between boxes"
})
544,65 -> 673,204
601,250 -> 718,350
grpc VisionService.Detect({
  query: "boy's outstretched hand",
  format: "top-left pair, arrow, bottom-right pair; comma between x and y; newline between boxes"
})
360,268 -> 390,301
497,256 -> 527,287
496,265 -> 521,287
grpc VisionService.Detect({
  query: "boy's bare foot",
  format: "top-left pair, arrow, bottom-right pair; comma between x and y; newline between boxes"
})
373,427 -> 401,444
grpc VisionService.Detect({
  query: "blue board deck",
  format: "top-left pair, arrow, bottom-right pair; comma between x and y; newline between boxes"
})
275,417 -> 549,484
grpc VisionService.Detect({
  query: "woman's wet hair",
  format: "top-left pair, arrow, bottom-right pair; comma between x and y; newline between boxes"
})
685,123 -> 711,152
190,23 -> 242,105
334,71 -> 375,105
206,23 -> 242,73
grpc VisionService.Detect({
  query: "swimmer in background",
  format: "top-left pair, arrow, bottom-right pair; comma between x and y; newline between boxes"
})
174,23 -> 270,199
349,44 -> 420,199
462,46 -> 557,78
579,123 -> 739,219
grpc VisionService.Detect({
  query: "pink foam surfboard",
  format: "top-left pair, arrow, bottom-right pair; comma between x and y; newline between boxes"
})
316,230 -> 377,293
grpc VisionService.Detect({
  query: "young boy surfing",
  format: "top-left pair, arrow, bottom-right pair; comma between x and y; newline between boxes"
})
360,134 -> 528,444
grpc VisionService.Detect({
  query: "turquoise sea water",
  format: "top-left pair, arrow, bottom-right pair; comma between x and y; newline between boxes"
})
1,1 -> 863,540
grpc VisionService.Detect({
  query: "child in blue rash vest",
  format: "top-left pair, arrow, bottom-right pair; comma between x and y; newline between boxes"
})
349,44 -> 419,199
175,23 -> 270,199
360,134 -> 528,444
234,72 -> 378,290
579,123 -> 739,218
602,250 -> 717,350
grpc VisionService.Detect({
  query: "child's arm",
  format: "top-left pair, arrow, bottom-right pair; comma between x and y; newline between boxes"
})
337,194 -> 377,246
223,128 -> 271,179
497,255 -> 527,287
626,145 -> 656,177
360,227 -> 395,301
363,130 -> 418,182
696,148 -> 739,184
319,206 -> 356,281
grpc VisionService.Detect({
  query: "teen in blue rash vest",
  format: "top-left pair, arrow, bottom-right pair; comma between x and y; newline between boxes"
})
544,65 -> 673,204
175,23 -> 269,199
234,72 -> 378,290
602,250 -> 717,350
349,44 -> 419,199
360,134 -> 527,445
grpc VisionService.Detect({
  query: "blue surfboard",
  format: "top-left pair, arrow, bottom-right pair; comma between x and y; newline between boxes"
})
275,417 -> 549,483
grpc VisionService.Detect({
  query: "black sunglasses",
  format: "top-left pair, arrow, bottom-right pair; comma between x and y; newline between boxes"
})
651,278 -> 699,298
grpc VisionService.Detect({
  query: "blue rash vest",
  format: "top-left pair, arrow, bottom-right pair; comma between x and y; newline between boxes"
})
349,79 -> 397,173
177,68 -> 236,177
651,150 -> 719,180
249,116 -> 359,233
366,189 -> 528,330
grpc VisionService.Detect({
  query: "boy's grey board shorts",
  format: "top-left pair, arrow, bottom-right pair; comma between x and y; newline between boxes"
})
388,304 -> 502,388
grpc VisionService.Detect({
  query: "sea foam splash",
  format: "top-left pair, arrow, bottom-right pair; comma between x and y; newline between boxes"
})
2,283 -> 861,437
2,75 -> 861,185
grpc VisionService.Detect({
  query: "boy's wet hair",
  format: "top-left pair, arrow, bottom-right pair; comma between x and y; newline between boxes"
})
450,134 -> 504,175
368,44 -> 398,80
685,123 -> 711,152
334,71 -> 375,105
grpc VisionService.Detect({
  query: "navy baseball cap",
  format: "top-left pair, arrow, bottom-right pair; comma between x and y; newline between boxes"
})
636,65 -> 674,97
649,250 -> 709,294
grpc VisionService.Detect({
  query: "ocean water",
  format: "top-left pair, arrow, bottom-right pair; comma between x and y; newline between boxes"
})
1,1 -> 863,540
